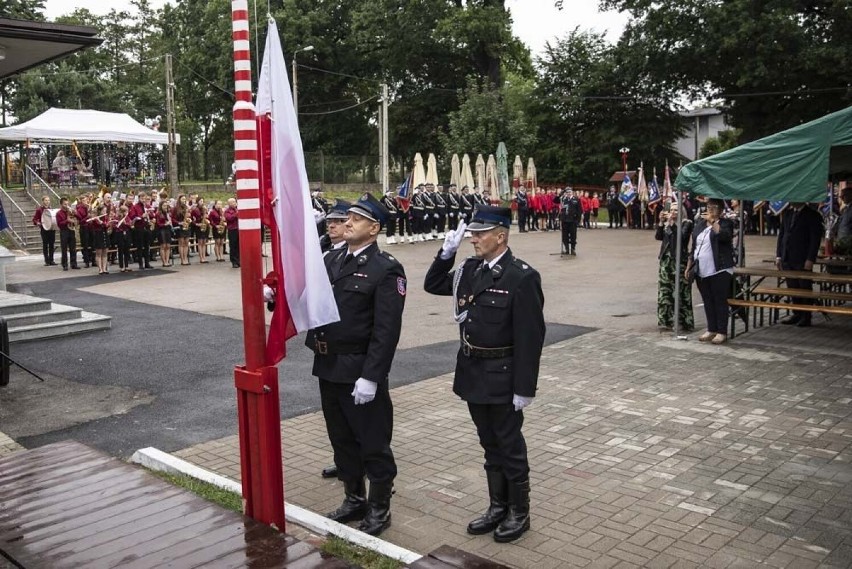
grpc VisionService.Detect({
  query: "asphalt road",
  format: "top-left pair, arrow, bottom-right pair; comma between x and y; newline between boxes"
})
4,270 -> 590,457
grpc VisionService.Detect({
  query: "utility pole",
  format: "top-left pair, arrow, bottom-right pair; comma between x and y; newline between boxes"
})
381,83 -> 389,194
165,54 -> 179,193
291,45 -> 313,125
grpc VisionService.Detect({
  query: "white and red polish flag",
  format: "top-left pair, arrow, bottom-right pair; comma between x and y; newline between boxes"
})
256,19 -> 339,363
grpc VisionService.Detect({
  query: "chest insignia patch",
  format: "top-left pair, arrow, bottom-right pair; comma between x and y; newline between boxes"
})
397,277 -> 407,296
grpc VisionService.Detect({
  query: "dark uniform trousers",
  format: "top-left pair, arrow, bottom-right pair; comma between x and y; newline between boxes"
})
228,228 -> 240,265
79,226 -> 93,265
424,248 -> 544,484
40,228 -> 56,264
320,378 -> 396,484
397,210 -> 413,236
133,226 -> 151,267
59,228 -> 77,268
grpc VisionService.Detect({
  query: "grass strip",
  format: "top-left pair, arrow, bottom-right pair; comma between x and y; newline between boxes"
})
319,535 -> 403,569
148,469 -> 243,512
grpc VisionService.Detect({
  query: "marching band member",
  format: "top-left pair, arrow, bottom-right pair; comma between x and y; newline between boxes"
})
225,197 -> 239,268
172,194 -> 191,266
129,192 -> 152,270
208,200 -> 226,262
89,203 -> 109,274
55,197 -> 80,271
114,204 -> 133,272
76,194 -> 93,268
156,200 -> 174,267
191,197 -> 210,263
33,196 -> 56,266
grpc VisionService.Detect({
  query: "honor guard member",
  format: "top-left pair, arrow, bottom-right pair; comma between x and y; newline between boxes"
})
312,191 -> 330,237
411,185 -> 426,242
424,205 -> 545,543
515,188 -> 529,233
473,189 -> 487,206
560,188 -> 582,255
447,184 -> 461,231
434,185 -> 448,239
460,186 -> 475,226
307,193 -> 406,537
423,183 -> 437,240
396,185 -> 414,244
381,190 -> 399,245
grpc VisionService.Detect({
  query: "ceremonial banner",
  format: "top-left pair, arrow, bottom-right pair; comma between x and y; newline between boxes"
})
256,19 -> 339,363
618,173 -> 637,207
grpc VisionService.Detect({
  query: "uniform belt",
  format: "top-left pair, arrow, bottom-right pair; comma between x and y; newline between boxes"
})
461,339 -> 513,359
314,340 -> 369,355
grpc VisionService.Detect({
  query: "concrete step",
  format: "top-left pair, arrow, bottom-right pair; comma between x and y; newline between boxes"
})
9,311 -> 111,343
3,303 -> 82,328
0,293 -> 52,316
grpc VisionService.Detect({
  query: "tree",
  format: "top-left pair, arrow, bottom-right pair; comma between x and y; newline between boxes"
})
440,76 -> 536,158
699,129 -> 741,159
0,0 -> 45,20
601,0 -> 852,141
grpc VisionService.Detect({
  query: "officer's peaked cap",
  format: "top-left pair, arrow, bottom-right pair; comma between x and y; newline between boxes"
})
327,198 -> 351,220
468,204 -> 511,232
349,192 -> 389,225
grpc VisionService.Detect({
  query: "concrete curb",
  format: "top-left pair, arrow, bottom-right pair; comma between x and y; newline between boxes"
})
130,447 -> 423,565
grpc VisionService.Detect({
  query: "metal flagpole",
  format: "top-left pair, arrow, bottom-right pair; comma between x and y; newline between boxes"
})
230,0 -> 285,529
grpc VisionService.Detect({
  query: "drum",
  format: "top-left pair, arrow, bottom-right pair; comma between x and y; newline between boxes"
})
41,208 -> 59,231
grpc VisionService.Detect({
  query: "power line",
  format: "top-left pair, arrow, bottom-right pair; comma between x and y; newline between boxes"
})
299,95 -> 379,116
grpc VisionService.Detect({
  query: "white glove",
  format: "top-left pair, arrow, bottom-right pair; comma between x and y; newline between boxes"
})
262,284 -> 275,303
313,209 -> 326,224
423,214 -> 428,220
440,221 -> 467,259
352,378 -> 377,405
513,394 -> 533,411
434,213 -> 439,219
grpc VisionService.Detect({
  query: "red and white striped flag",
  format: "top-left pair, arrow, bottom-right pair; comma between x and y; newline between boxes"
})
256,19 -> 339,363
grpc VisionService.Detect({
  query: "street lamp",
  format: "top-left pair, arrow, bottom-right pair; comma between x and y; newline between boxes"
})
291,45 -> 314,121
619,146 -> 630,172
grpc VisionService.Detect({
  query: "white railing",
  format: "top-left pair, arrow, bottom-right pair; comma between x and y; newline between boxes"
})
25,165 -> 60,203
0,184 -> 30,246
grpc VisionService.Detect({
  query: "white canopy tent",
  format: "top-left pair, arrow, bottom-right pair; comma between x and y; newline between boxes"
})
0,108 -> 178,144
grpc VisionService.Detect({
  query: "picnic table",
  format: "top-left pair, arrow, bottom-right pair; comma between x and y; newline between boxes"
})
727,266 -> 852,337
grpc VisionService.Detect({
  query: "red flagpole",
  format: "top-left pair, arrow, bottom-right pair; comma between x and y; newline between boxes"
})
230,0 -> 285,529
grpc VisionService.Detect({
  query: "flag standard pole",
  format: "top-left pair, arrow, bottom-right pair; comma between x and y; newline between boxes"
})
230,0 -> 285,529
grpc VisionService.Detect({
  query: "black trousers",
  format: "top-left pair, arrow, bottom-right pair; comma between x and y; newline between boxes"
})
319,379 -> 396,484
561,221 -> 577,250
228,229 -> 240,265
697,271 -> 732,334
448,212 -> 459,231
116,231 -> 133,269
782,262 -> 814,319
436,213 -> 446,233
79,226 -> 93,264
468,402 -> 529,482
423,212 -> 433,234
517,209 -> 528,232
59,229 -> 77,268
385,217 -> 397,237
40,228 -> 56,264
397,212 -> 413,236
133,226 -> 150,267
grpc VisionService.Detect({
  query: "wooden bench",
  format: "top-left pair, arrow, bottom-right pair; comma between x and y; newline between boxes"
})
727,298 -> 852,337
752,287 -> 852,303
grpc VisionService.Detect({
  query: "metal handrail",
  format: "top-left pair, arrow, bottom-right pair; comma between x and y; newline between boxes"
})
25,165 -> 60,202
0,184 -> 29,246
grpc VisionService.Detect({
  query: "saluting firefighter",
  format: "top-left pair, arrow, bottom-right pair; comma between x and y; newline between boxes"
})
306,193 -> 406,537
424,205 -> 545,543
381,190 -> 399,245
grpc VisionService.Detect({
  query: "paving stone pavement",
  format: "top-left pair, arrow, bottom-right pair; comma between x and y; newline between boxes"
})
0,431 -> 23,458
176,319 -> 852,569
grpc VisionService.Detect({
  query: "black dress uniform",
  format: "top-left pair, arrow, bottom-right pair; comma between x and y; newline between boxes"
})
424,205 -> 545,543
306,193 -> 406,536
560,190 -> 582,254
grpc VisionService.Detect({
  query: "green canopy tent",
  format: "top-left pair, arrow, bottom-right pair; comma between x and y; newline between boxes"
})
675,105 -> 852,201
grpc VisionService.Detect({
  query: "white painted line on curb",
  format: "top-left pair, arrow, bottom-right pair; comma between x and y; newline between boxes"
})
130,447 -> 423,565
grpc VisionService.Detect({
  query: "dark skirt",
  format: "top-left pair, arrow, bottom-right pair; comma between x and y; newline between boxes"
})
194,226 -> 209,241
159,226 -> 173,244
172,227 -> 185,239
211,227 -> 225,240
92,230 -> 109,250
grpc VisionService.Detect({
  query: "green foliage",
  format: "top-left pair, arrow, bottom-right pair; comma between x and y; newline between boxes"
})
0,0 -> 45,20
440,76 -> 536,158
320,536 -> 402,569
699,129 -> 741,159
601,0 -> 852,141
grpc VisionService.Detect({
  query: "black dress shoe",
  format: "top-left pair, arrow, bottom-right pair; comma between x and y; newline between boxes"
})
71,265 -> 80,270
796,318 -> 812,327
321,465 -> 338,478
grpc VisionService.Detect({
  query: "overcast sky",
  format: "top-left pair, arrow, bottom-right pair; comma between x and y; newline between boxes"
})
44,0 -> 629,56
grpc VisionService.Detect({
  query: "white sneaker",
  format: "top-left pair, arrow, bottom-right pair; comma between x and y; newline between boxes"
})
388,236 -> 396,245
437,232 -> 445,239
408,236 -> 414,244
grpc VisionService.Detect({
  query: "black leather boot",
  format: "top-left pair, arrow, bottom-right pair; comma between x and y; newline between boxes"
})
357,481 -> 393,536
326,478 -> 366,523
494,478 -> 530,542
467,470 -> 508,535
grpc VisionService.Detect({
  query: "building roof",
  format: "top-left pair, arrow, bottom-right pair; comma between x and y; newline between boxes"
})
0,18 -> 102,80
679,108 -> 723,118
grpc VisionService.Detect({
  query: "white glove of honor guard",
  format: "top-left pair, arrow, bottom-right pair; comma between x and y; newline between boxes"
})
434,213 -> 439,219
352,378 -> 377,405
513,394 -> 533,412
313,209 -> 326,224
440,221 -> 468,260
